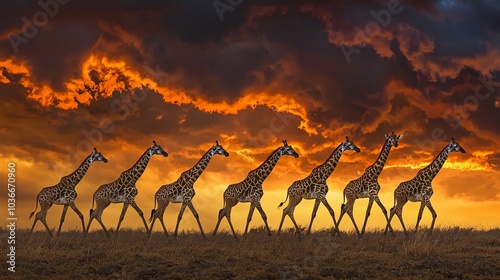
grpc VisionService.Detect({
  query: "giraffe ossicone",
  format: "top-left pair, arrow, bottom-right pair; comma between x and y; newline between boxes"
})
149,141 -> 229,238
213,140 -> 299,239
86,141 -> 168,237
29,148 -> 108,237
277,136 -> 361,236
385,138 -> 466,235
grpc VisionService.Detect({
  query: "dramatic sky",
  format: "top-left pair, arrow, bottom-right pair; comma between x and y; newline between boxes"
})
1,0 -> 499,234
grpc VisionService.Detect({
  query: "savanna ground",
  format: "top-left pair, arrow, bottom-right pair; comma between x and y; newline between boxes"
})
1,227 -> 499,279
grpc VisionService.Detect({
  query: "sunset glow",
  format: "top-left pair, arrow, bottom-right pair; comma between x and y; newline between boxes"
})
0,0 -> 499,235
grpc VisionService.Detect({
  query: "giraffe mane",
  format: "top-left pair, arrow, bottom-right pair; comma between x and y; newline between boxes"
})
364,137 -> 390,171
312,141 -> 343,172
246,146 -> 281,176
119,148 -> 150,176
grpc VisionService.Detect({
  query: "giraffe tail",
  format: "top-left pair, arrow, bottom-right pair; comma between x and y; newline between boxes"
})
29,196 -> 39,219
277,192 -> 289,210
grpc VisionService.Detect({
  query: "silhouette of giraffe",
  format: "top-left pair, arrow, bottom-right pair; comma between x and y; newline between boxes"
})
385,138 -> 466,235
337,132 -> 402,236
213,140 -> 299,239
277,137 -> 360,236
149,141 -> 229,238
86,141 -> 168,237
29,148 -> 108,237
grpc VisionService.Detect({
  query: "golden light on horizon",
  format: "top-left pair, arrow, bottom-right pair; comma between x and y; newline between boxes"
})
1,1 -> 499,236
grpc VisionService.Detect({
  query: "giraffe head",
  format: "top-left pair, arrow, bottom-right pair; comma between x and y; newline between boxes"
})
385,132 -> 403,147
211,141 -> 230,157
448,138 -> 466,153
280,140 -> 299,158
90,148 -> 108,163
342,136 -> 361,153
149,140 -> 168,157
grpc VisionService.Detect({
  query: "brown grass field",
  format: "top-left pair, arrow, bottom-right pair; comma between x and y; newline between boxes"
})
1,227 -> 499,279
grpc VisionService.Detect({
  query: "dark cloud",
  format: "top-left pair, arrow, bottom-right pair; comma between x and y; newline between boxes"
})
1,0 -> 500,230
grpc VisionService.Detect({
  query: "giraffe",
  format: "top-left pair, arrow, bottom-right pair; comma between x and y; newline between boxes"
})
149,141 -> 229,238
29,148 -> 108,237
277,137 -> 361,236
385,138 -> 466,235
336,132 -> 402,237
212,140 -> 299,239
86,141 -> 168,237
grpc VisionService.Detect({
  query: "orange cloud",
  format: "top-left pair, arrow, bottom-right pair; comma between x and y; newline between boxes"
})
1,55 -> 319,135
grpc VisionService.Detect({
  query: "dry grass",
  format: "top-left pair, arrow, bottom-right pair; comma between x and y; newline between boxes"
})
1,227 -> 499,279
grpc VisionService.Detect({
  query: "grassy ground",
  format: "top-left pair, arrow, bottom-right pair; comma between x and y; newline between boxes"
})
1,227 -> 499,279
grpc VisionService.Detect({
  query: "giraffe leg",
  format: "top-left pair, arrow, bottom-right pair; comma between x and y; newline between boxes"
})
212,208 -> 225,236
150,202 -> 168,236
173,202 -> 187,237
225,207 -> 238,239
278,198 -> 301,236
345,199 -> 361,237
374,196 -> 394,235
115,203 -> 130,235
385,205 -> 396,235
32,202 -> 53,237
360,197 -> 375,236
287,208 -> 302,236
386,197 -> 409,236
426,201 -> 437,233
415,201 -> 426,232
186,202 -> 206,238
213,199 -> 238,239
30,214 -> 38,233
255,203 -> 271,236
86,209 -> 95,236
95,209 -> 110,238
69,202 -> 86,234
244,203 -> 256,235
277,205 -> 288,236
394,202 -> 409,236
307,199 -> 321,235
130,201 -> 149,234
57,204 -> 69,236
336,203 -> 348,236
39,213 -> 53,238
158,207 -> 169,237
30,208 -> 42,233
320,198 -> 339,235
87,201 -> 111,238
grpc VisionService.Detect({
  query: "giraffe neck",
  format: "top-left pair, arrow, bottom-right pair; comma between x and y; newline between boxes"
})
310,143 -> 344,180
365,139 -> 392,178
249,147 -> 282,185
120,149 -> 153,184
181,149 -> 214,186
60,155 -> 92,188
419,145 -> 452,181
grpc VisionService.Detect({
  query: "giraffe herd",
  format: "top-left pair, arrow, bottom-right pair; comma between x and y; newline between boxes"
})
29,134 -> 466,238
